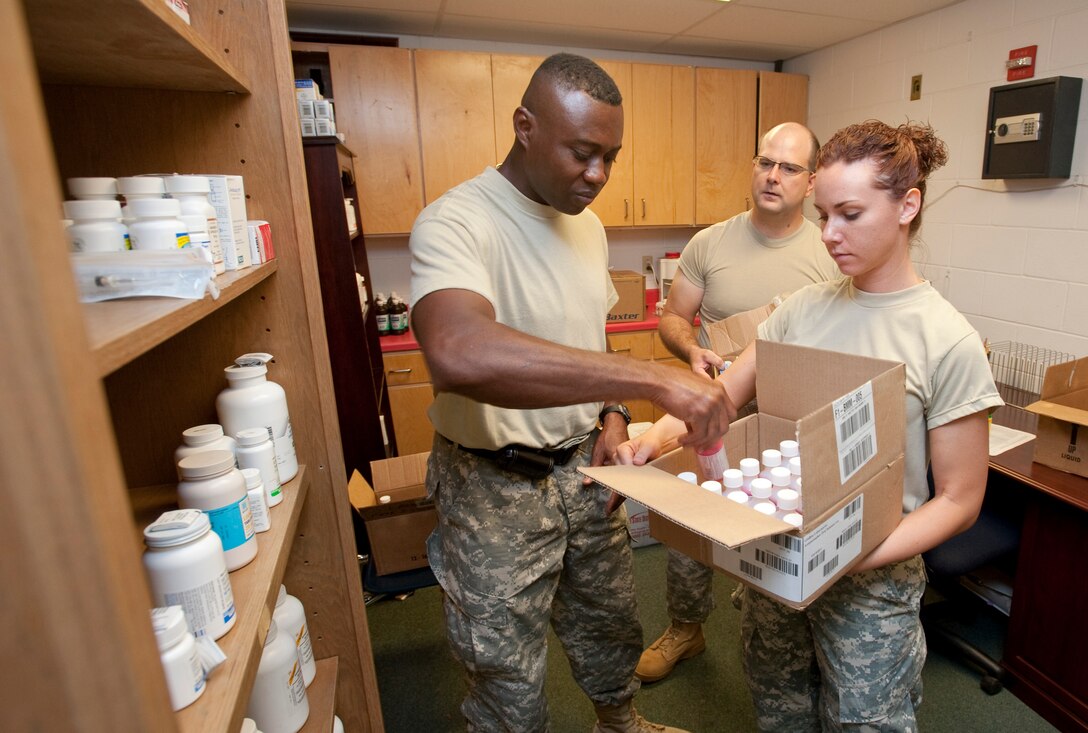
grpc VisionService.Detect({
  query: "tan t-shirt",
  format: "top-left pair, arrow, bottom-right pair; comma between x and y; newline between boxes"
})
410,167 -> 617,450
758,279 -> 1003,512
679,211 -> 840,347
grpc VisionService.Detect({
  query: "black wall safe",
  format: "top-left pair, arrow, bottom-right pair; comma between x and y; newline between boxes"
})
982,76 -> 1082,179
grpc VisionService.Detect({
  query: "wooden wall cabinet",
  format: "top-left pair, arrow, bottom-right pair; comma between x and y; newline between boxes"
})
7,1 -> 381,730
758,71 -> 809,140
695,68 -> 759,226
491,53 -> 545,163
588,59 -> 635,226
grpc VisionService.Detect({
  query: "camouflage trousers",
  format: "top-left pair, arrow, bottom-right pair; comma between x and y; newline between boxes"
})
736,555 -> 927,732
665,547 -> 716,624
426,432 -> 642,733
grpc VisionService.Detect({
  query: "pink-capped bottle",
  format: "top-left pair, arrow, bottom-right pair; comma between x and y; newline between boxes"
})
696,439 -> 730,483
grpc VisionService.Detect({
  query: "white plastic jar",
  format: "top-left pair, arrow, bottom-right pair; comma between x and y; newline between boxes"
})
142,509 -> 236,640
217,353 -> 298,483
128,198 -> 190,251
150,606 -> 206,711
273,584 -> 316,687
63,200 -> 130,252
243,467 -> 272,533
165,175 -> 224,273
67,176 -> 118,201
117,175 -> 165,223
179,212 -> 216,272
236,427 -> 283,507
174,424 -> 237,477
246,619 -> 310,733
176,450 -> 257,571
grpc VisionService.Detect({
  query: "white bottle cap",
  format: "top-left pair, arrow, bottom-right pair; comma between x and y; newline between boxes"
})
722,468 -> 744,489
783,512 -> 804,528
117,175 -> 165,196
378,495 -> 392,504
779,439 -> 799,458
129,198 -> 182,218
677,471 -> 698,484
67,176 -> 118,198
769,466 -> 791,487
164,175 -> 212,195
725,490 -> 749,504
789,456 -> 802,476
144,509 -> 211,547
776,488 -> 800,511
700,480 -> 722,495
63,199 -> 123,220
177,450 -> 236,479
182,424 -> 226,446
225,353 -> 274,381
761,449 -> 782,467
241,467 -> 263,490
240,719 -> 258,733
752,501 -> 777,515
750,477 -> 772,499
236,427 -> 271,446
738,457 -> 760,477
150,606 -> 190,651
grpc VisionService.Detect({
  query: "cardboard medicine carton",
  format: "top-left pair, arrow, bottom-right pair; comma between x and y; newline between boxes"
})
348,453 -> 435,576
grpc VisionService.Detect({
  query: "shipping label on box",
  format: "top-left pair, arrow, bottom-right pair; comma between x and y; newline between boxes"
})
1026,354 -> 1088,479
608,269 -> 645,322
582,340 -> 906,608
348,453 -> 436,575
205,175 -> 251,270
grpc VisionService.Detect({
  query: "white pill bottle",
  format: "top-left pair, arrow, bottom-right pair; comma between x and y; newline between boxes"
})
217,353 -> 298,483
273,584 -> 316,687
176,450 -> 257,571
150,606 -> 206,711
246,619 -> 310,733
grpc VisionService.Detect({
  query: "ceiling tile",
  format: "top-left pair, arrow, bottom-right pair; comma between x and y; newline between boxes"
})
436,14 -> 675,53
288,6 -> 438,35
443,0 -> 727,35
687,5 -> 883,48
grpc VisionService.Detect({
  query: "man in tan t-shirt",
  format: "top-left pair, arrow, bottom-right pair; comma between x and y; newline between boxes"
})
637,122 -> 840,683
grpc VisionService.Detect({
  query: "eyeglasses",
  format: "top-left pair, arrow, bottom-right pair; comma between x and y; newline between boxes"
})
752,155 -> 812,177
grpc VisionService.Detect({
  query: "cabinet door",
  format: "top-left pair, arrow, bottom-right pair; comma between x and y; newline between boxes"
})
416,50 -> 497,204
329,46 -> 424,234
695,68 -> 758,226
758,71 -> 809,139
632,63 -> 695,226
607,332 -> 654,423
389,384 -> 436,456
492,54 -> 545,164
589,59 -> 634,227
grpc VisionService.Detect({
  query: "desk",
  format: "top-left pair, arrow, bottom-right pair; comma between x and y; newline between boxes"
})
990,406 -> 1088,732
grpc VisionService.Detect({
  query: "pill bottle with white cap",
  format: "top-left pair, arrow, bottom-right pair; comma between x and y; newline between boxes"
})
246,619 -> 310,733
176,450 -> 257,571
67,176 -> 118,201
63,199 -> 129,252
242,467 -> 272,533
165,175 -> 224,273
236,427 -> 283,507
217,353 -> 298,483
128,198 -> 190,251
150,606 -> 206,711
174,424 -> 237,477
273,584 -> 316,687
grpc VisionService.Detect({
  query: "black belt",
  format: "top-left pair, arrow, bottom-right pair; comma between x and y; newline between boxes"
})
457,438 -> 587,479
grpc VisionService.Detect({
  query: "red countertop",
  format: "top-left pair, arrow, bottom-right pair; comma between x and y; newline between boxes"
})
380,289 -> 671,353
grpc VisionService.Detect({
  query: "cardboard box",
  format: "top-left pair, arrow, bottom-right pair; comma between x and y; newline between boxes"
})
1025,355 -> 1088,478
703,291 -> 790,359
625,499 -> 660,547
583,340 -> 906,608
347,453 -> 436,575
205,175 -> 251,270
608,270 -> 645,322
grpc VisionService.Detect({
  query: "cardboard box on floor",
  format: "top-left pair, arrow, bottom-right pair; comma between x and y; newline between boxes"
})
607,270 -> 645,323
1025,355 -> 1088,479
583,340 -> 906,608
347,453 -> 435,575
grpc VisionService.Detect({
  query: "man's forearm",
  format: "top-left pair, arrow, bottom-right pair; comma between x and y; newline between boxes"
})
658,312 -> 699,363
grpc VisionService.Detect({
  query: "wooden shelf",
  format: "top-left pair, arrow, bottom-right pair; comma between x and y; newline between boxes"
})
300,658 -> 340,732
85,261 -> 278,377
132,466 -> 310,733
24,0 -> 250,93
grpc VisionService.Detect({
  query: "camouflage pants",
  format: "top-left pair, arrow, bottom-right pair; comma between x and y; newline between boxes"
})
665,547 -> 716,624
737,555 -> 927,732
426,433 -> 642,733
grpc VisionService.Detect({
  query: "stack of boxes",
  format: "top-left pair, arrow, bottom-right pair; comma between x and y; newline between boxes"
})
296,80 -> 337,138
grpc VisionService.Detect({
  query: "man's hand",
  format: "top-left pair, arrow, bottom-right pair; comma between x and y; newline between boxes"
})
687,347 -> 725,378
654,370 -> 735,452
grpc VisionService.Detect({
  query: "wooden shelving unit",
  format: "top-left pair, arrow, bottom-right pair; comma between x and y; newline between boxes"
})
4,0 -> 383,730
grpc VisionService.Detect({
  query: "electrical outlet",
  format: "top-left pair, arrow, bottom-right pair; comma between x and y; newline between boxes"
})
642,255 -> 654,275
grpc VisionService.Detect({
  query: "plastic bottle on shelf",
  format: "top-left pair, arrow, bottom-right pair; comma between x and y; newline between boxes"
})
63,200 -> 130,252
165,175 -> 224,274
150,606 -> 206,711
273,584 -> 316,687
176,450 -> 257,571
217,353 -> 299,483
375,293 -> 390,336
235,427 -> 284,507
117,175 -> 165,223
738,457 -> 760,494
246,619 -> 310,733
67,176 -> 118,201
174,424 -> 237,477
389,291 -> 408,335
242,467 -> 272,533
696,438 -> 729,482
128,198 -> 190,251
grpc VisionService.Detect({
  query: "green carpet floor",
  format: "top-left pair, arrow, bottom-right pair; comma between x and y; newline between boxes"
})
365,543 -> 1057,732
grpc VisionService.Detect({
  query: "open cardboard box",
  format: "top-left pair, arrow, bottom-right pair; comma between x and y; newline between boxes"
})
583,340 -> 906,608
1026,355 -> 1088,479
703,292 -> 789,359
607,270 -> 646,323
347,453 -> 435,575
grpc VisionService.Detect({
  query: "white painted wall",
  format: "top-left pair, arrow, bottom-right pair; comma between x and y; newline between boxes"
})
784,0 -> 1088,357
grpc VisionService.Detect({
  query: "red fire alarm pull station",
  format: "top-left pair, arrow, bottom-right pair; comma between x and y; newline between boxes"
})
1007,45 -> 1037,82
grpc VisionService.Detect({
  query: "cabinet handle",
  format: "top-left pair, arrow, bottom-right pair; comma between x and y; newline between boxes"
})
388,368 -> 413,375
624,198 -> 629,220
641,198 -> 646,219
610,347 -> 632,354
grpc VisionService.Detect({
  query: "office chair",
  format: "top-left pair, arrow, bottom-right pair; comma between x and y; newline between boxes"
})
921,476 -> 1022,695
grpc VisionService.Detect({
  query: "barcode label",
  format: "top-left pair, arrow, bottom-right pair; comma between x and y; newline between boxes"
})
773,533 -> 803,553
843,496 -> 862,519
833,381 -> 877,483
822,555 -> 840,577
807,549 -> 826,573
739,559 -> 763,580
835,519 -> 863,549
756,548 -> 800,577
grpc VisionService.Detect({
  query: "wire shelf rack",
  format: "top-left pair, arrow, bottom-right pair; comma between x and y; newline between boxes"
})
987,340 -> 1075,407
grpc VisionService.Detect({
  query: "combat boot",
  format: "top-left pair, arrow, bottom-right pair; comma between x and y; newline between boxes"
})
634,621 -> 705,682
591,701 -> 689,733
